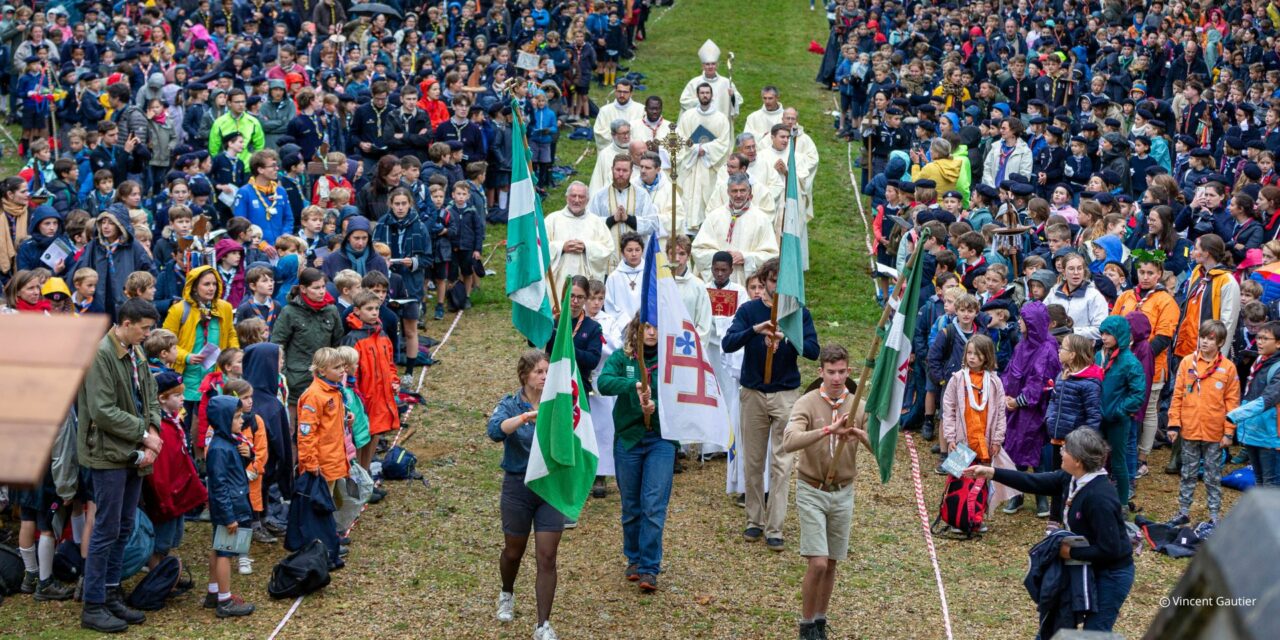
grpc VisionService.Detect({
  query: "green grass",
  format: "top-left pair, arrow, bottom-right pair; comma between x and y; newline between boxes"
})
0,3 -> 1209,638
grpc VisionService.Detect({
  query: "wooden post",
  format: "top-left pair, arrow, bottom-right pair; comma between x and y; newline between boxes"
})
820,231 -> 929,488
636,321 -> 651,427
762,296 -> 780,384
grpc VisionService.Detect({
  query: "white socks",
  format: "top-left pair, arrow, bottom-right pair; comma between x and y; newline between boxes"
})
38,534 -> 55,581
208,582 -> 219,594
19,545 -> 37,574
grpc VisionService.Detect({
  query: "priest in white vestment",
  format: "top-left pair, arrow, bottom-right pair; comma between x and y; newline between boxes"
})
593,80 -> 645,150
629,95 -> 675,171
632,151 -> 685,238
545,181 -> 616,284
586,155 -> 661,270
589,119 -> 632,193
691,173 -> 779,286
675,83 -> 732,232
679,39 -> 743,121
743,86 -> 785,144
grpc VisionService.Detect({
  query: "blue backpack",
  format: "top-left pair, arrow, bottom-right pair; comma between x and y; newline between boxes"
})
381,447 -> 418,480
122,509 -> 155,580
127,555 -> 181,611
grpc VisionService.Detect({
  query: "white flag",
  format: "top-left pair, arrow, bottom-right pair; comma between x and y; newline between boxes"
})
654,250 -> 731,446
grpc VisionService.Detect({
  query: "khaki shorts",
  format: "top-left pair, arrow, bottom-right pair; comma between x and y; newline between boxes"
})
796,480 -> 854,560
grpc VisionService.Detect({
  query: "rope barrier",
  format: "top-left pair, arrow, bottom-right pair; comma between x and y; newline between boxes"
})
904,432 -> 955,640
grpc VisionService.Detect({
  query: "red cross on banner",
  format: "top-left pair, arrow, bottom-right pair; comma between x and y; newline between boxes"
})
663,320 -> 719,407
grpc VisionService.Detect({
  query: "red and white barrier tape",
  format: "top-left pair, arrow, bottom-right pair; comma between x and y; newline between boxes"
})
904,432 -> 954,640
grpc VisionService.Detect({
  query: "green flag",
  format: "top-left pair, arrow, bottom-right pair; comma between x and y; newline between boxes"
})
776,137 -> 808,346
525,284 -> 600,520
506,104 -> 555,346
865,236 -> 928,483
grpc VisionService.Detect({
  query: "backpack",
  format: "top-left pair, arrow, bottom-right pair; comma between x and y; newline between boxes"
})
121,509 -> 155,580
381,446 -> 418,480
0,544 -> 24,596
932,475 -> 989,538
127,555 -> 181,611
446,279 -> 468,312
268,539 -> 332,599
53,539 -> 84,584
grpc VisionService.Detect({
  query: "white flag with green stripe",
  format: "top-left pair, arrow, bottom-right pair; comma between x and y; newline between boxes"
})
525,285 -> 599,520
776,138 -> 808,346
506,104 -> 556,346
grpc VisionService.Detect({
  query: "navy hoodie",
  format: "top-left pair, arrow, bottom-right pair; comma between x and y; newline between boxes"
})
320,215 -> 390,281
243,343 -> 293,499
16,206 -> 67,272
205,395 -> 253,527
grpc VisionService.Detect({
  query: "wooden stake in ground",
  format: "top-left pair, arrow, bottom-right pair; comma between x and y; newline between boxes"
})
820,231 -> 928,488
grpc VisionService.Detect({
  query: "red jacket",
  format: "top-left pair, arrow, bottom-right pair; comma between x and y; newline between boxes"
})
342,314 -> 400,437
143,412 -> 208,523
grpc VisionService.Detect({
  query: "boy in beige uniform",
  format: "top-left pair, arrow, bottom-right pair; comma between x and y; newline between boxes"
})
782,344 -> 870,640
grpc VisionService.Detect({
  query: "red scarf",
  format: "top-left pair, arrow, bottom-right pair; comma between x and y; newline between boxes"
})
15,297 -> 51,313
301,291 -> 334,311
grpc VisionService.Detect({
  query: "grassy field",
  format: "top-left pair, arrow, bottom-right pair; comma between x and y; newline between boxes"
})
1,1 -> 1224,638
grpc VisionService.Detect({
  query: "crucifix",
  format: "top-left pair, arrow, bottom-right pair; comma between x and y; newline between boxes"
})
651,129 -> 691,246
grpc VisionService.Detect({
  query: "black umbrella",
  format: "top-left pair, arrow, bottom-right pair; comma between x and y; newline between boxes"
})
349,3 -> 402,19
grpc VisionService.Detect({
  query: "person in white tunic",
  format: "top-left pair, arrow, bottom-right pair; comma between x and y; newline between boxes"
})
545,181 -> 616,284
593,79 -> 646,150
757,113 -> 819,220
590,119 -> 632,193
679,39 -> 743,121
675,83 -> 733,232
603,231 -> 646,325
743,85 -> 785,144
632,151 -> 684,238
586,279 -> 621,488
702,252 -> 751,484
587,156 -> 661,271
692,173 -> 779,286
667,235 -> 712,342
629,96 -> 675,171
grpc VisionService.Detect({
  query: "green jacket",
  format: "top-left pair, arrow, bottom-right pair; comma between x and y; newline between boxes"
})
596,348 -> 673,451
1095,316 -> 1147,424
77,331 -> 160,472
208,111 -> 265,167
342,385 -> 371,449
271,294 -> 345,401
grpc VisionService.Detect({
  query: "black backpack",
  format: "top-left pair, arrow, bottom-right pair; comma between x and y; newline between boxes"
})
0,544 -> 24,595
446,279 -> 469,312
268,539 -> 332,599
128,555 -> 182,611
53,539 -> 84,584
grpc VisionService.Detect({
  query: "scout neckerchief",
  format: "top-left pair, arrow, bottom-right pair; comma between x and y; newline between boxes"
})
818,386 -> 847,459
640,116 -> 665,140
371,102 -> 388,139
1131,284 -> 1164,310
726,204 -> 748,243
253,180 -> 280,220
963,367 -> 990,411
1186,352 -> 1223,395
1101,347 -> 1120,376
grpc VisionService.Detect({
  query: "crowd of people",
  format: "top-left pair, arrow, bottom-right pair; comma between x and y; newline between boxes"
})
4,0 -> 1279,638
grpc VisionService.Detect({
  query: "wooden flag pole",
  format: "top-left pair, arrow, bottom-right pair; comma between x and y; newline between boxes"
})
637,321 -> 651,427
819,231 -> 929,488
762,296 -> 780,384
515,104 -> 560,317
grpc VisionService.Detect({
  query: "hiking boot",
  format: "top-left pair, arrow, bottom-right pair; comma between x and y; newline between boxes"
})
434,303 -> 445,320
368,487 -> 387,504
766,538 -> 785,552
20,570 -> 37,594
338,545 -> 349,557
252,523 -> 277,544
930,443 -> 941,455
533,620 -> 560,640
464,299 -> 473,310
238,556 -> 254,575
591,477 -> 607,498
496,591 -> 516,622
263,520 -> 287,537
625,564 -> 639,581
81,603 -> 128,633
1035,495 -> 1051,518
1002,495 -> 1024,514
637,574 -> 658,592
215,594 -> 255,618
814,618 -> 829,640
338,536 -> 352,546
734,494 -> 746,508
743,527 -> 763,542
203,591 -> 219,608
1166,513 -> 1191,528
921,421 -> 936,441
1165,439 -> 1182,474
934,464 -> 948,476
799,621 -> 818,640
34,578 -> 74,601
105,587 -> 145,624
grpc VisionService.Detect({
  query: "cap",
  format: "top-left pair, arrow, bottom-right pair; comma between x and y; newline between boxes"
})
974,183 -> 999,199
918,121 -> 936,133
915,178 -> 937,190
893,180 -> 916,193
1030,116 -> 1049,125
1081,122 -> 1099,131
942,190 -> 963,200
1094,192 -> 1115,205
268,79 -> 286,90
1103,117 -> 1121,127
1046,125 -> 1064,137
1190,147 -> 1213,158
247,95 -> 263,107
1010,182 -> 1035,196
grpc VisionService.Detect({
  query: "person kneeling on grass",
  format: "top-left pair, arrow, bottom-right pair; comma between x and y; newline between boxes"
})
487,350 -> 563,640
963,428 -> 1134,633
203,395 -> 256,618
780,344 -> 870,640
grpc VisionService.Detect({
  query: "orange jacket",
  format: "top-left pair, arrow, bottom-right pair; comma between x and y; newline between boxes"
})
1170,353 -> 1240,442
342,315 -> 400,437
1112,287 -> 1179,384
1175,266 -> 1235,358
296,377 -> 349,482
242,415 -> 269,512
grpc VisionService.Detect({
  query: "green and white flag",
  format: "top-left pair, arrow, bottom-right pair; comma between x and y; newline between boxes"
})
525,285 -> 599,520
506,104 -> 555,346
865,235 -> 927,483
775,138 -> 808,346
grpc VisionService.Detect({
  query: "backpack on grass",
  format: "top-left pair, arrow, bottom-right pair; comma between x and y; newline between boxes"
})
128,555 -> 182,611
381,446 -> 418,480
268,539 -> 332,599
932,475 -> 989,538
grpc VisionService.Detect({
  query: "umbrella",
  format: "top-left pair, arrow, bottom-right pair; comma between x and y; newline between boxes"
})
349,3 -> 402,19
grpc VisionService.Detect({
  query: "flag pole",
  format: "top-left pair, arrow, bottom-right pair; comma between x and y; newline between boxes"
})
819,230 -> 929,488
515,103 -> 560,316
637,320 -> 651,427
762,136 -> 795,385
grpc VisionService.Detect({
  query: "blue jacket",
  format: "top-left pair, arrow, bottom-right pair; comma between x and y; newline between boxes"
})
1095,316 -> 1147,424
204,396 -> 253,527
71,207 -> 155,319
373,210 -> 432,300
447,202 -> 486,254
1025,529 -> 1099,640
423,199 -> 459,259
927,317 -> 988,385
231,182 -> 294,244
320,216 -> 390,281
243,343 -> 293,499
1045,365 -> 1104,441
723,299 -> 820,392
16,206 -> 66,272
487,390 -> 536,474
284,471 -> 340,564
529,106 -> 559,145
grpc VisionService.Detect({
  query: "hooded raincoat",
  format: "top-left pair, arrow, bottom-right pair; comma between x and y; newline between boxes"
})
1001,302 -> 1063,467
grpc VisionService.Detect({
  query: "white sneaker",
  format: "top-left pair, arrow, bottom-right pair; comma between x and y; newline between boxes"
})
238,556 -> 254,575
533,621 -> 560,640
496,591 -> 515,622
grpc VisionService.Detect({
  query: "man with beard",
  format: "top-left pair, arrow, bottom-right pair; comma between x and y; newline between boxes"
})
590,119 -> 633,193
593,78 -> 645,150
676,82 -> 733,231
586,155 -> 660,270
